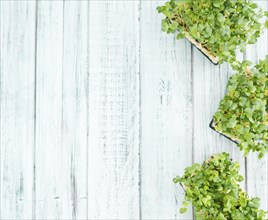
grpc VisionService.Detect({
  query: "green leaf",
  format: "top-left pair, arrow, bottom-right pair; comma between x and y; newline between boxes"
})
213,2 -> 221,8
180,207 -> 187,214
173,176 -> 181,183
156,6 -> 164,13
248,198 -> 260,208
161,19 -> 169,32
218,212 -> 226,220
177,32 -> 185,40
227,119 -> 237,128
217,14 -> 225,23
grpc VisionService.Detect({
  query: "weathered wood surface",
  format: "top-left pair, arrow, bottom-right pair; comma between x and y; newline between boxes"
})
245,2 -> 268,211
140,2 -> 193,219
88,1 -> 140,219
0,1 -> 267,219
0,1 -> 36,219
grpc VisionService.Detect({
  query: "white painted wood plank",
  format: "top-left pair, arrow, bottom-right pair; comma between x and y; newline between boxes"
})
246,1 -> 268,211
0,1 -> 36,219
88,2 -> 140,219
61,1 -> 88,219
35,1 -> 63,219
192,41 -> 246,188
140,1 -> 193,219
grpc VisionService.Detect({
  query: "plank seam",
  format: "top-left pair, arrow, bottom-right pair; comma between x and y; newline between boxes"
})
86,1 -> 90,219
243,47 -> 248,192
138,0 -> 142,219
190,43 -> 195,220
61,0 -> 66,218
32,1 -> 39,219
191,44 -> 194,164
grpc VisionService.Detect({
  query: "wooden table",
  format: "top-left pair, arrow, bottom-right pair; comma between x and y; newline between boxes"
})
0,1 -> 267,219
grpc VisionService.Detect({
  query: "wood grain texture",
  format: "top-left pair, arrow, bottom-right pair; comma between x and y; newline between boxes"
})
0,1 -> 36,219
140,1 -> 193,219
87,1 -> 140,219
35,1 -> 64,219
0,1 -> 267,219
246,1 -> 268,211
61,1 -> 88,219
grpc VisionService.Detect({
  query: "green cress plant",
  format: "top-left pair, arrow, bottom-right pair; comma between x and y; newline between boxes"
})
213,56 -> 268,159
173,153 -> 267,220
157,0 -> 268,64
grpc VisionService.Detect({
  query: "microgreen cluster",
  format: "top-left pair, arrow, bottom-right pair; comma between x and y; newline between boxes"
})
173,153 -> 267,219
157,0 -> 267,64
213,56 -> 268,158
